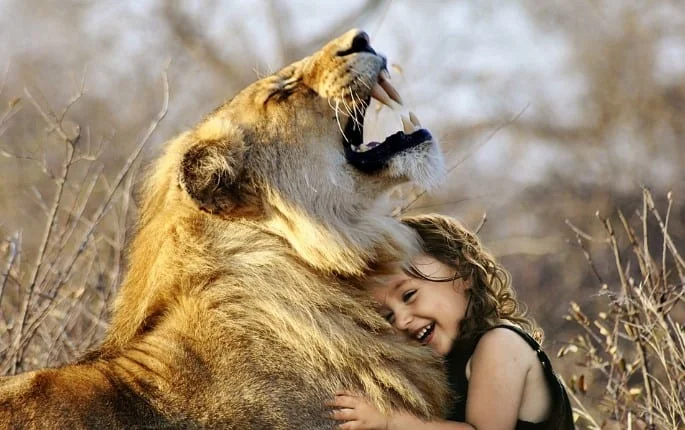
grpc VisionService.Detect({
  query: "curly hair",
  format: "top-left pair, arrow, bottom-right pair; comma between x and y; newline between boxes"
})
399,214 -> 543,343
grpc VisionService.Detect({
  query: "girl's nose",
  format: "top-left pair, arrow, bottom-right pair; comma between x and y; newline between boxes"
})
394,310 -> 413,331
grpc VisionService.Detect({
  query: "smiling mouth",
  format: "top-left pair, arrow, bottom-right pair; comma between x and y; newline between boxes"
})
343,70 -> 432,173
415,322 -> 435,344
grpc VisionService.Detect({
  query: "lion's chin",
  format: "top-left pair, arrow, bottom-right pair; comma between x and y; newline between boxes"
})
387,138 -> 446,191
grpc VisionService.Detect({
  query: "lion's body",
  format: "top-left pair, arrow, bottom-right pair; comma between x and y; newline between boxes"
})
0,30 -> 448,429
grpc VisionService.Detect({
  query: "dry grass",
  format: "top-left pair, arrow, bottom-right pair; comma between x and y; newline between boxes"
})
560,189 -> 685,429
0,74 -> 168,374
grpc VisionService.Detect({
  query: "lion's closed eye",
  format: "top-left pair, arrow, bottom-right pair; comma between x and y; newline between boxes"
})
264,87 -> 295,104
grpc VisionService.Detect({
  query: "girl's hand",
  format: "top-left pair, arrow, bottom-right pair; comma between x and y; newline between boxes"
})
326,390 -> 389,430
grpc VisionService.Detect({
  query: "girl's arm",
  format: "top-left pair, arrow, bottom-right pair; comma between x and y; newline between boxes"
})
327,391 -> 474,430
328,328 -> 536,430
387,411 -> 475,430
464,327 -> 534,429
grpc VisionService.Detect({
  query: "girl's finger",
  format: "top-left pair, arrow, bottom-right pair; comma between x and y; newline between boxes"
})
338,421 -> 359,430
329,408 -> 356,422
328,395 -> 357,409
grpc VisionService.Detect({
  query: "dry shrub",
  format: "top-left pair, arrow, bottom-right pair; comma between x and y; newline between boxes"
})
0,75 -> 168,375
560,189 -> 685,429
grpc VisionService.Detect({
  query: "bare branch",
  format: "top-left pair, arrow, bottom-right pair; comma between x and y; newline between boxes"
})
400,104 -> 530,214
473,212 -> 487,235
162,2 -> 245,85
0,233 -> 20,310
0,61 -> 22,136
10,88 -> 82,372
14,70 -> 170,362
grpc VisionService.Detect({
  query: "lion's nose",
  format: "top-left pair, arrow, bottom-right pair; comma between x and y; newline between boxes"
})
337,30 -> 377,56
350,31 -> 371,52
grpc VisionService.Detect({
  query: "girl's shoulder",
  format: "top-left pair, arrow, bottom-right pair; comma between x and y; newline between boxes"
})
478,324 -> 540,356
465,325 -> 540,378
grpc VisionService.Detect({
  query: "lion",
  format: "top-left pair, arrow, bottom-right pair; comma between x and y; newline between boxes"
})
0,29 -> 448,429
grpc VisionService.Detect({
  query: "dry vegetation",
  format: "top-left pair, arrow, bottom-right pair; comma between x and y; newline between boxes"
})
560,189 -> 684,428
0,71 -> 169,373
1,1 -> 683,428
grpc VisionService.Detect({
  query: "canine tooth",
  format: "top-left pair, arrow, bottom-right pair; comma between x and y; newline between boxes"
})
401,114 -> 414,134
371,83 -> 398,110
378,73 -> 403,106
409,111 -> 421,127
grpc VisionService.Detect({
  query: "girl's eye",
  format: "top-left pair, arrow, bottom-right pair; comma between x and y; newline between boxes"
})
383,312 -> 395,324
402,290 -> 416,303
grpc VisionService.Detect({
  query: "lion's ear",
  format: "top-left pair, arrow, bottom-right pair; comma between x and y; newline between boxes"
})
179,120 -> 253,215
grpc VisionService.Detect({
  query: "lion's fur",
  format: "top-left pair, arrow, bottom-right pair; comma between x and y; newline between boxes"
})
0,30 -> 448,429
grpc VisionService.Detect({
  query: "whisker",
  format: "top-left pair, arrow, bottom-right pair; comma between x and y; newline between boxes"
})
345,88 -> 366,130
348,88 -> 365,130
356,74 -> 373,91
333,99 -> 348,143
328,97 -> 345,122
341,89 -> 354,118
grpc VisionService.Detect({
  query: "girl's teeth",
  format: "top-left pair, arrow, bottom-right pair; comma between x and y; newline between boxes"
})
416,323 -> 432,340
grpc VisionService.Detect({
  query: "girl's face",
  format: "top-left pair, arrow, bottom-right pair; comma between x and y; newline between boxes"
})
372,254 -> 470,356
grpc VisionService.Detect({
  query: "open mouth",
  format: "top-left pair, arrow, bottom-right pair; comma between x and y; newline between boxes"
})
415,322 -> 435,345
342,70 -> 432,173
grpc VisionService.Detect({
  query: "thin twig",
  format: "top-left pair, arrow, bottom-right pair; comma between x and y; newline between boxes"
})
37,164 -> 104,293
571,231 -> 605,285
16,70 -> 170,359
645,190 -> 685,281
11,88 -> 82,372
52,69 -> 169,298
600,209 -> 656,421
400,104 -> 530,213
565,382 -> 602,429
473,212 -> 487,235
0,233 -> 20,309
565,218 -> 606,243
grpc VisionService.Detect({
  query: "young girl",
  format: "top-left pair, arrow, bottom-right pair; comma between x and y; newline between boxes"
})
327,214 -> 574,429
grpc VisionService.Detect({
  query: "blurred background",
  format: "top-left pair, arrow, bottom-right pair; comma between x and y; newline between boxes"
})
1,1 -> 683,426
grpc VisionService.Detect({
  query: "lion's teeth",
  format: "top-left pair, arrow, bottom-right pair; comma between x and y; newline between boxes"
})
401,114 -> 415,134
371,83 -> 399,110
409,111 -> 421,127
378,73 -> 403,106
